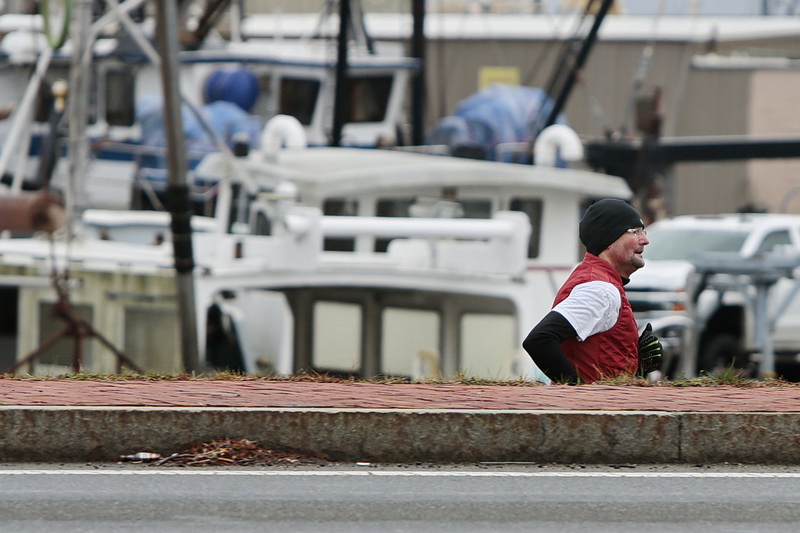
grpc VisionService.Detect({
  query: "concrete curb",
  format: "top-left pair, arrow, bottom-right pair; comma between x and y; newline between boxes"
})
2,407 -> 799,464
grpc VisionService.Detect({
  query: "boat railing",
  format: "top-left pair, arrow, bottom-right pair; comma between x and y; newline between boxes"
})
79,200 -> 531,278
190,206 -> 532,278
315,210 -> 531,277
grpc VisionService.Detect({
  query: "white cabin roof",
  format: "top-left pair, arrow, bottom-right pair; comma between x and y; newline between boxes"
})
199,147 -> 631,201
181,40 -> 419,70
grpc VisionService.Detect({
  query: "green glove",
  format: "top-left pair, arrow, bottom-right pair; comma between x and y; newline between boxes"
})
638,323 -> 663,374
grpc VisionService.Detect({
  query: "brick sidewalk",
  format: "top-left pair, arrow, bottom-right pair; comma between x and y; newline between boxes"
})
1,380 -> 800,412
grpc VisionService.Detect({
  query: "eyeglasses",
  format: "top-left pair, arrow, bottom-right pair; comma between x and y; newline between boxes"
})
626,228 -> 648,237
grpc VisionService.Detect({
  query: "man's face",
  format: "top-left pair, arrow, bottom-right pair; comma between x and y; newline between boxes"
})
601,227 -> 649,278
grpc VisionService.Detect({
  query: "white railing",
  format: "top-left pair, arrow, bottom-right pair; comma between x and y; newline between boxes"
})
318,211 -> 531,276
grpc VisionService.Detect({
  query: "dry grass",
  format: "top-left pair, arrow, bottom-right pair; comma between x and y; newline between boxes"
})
2,369 -> 799,387
150,438 -> 328,467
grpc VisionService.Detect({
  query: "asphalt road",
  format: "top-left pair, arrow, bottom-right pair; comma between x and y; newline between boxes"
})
1,464 -> 800,532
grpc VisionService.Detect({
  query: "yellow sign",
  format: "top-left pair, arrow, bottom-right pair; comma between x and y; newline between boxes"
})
478,67 -> 521,89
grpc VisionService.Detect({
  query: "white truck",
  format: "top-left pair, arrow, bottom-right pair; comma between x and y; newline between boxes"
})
625,213 -> 800,380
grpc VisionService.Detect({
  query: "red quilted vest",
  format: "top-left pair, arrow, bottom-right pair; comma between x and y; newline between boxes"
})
553,253 -> 639,383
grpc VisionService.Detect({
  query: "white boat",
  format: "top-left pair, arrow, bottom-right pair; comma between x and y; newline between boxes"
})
0,3 -> 419,211
0,130 -> 631,380
0,2 -> 632,381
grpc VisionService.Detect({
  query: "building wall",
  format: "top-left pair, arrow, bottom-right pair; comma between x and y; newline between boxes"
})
422,39 -> 703,138
421,37 -> 800,216
666,68 -> 749,215
748,69 -> 800,214
234,5 -> 800,216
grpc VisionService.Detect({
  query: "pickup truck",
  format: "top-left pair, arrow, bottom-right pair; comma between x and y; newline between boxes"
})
625,213 -> 800,380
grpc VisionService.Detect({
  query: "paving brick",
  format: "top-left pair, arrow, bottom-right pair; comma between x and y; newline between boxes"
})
1,380 -> 799,412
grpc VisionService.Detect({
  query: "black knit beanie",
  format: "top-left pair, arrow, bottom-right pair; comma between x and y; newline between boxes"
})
579,199 -> 644,256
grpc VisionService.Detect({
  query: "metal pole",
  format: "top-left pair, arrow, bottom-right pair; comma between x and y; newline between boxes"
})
754,283 -> 776,379
331,0 -> 350,147
0,47 -> 51,190
154,0 -> 201,373
411,0 -> 426,146
67,0 -> 92,221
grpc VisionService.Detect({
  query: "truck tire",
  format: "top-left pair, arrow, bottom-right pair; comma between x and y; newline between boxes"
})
697,334 -> 747,377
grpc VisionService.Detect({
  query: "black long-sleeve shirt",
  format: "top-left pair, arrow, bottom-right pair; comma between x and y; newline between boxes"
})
522,311 -> 581,384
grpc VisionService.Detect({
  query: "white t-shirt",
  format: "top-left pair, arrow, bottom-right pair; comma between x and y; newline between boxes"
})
552,280 -> 621,341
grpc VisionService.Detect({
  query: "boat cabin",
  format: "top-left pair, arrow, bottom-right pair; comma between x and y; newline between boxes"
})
0,146 -> 630,381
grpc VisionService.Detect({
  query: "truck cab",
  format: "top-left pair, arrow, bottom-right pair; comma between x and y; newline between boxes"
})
625,213 -> 800,379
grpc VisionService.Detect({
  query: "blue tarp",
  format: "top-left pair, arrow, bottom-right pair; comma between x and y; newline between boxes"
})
137,95 -> 262,158
426,84 -> 564,163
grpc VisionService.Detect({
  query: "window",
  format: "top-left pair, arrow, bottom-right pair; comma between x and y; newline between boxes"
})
381,307 -> 440,379
279,78 -> 321,125
510,197 -> 543,258
460,199 -> 492,219
460,313 -> 518,379
323,198 -> 359,251
757,230 -> 792,255
375,198 -> 415,252
312,301 -> 361,374
377,198 -> 414,217
105,69 -> 136,126
250,74 -> 272,118
345,76 -> 393,123
252,211 -> 272,236
0,288 -> 17,372
325,198 -> 359,217
124,308 -> 179,373
36,302 -> 93,369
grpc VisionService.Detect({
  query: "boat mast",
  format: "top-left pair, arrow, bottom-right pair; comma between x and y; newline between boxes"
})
67,0 -> 92,220
331,0 -> 350,147
155,0 -> 201,373
411,0 -> 426,146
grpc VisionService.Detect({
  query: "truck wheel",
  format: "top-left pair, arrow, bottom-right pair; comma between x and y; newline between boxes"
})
697,334 -> 747,377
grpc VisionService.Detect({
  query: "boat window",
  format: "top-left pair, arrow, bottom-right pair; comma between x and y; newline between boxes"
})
323,198 -> 359,251
381,307 -> 440,379
510,197 -> 543,258
373,197 -> 492,252
375,198 -> 415,252
460,199 -> 492,219
345,76 -> 393,123
34,81 -> 54,123
325,198 -> 359,216
460,313 -> 518,379
124,307 -> 179,374
757,230 -> 792,254
279,78 -> 321,126
312,301 -> 361,375
378,197 -> 492,219
35,302 -> 93,370
377,198 -> 415,217
252,210 -> 272,236
105,69 -> 136,126
204,304 -> 246,373
249,74 -> 273,118
0,288 -> 18,372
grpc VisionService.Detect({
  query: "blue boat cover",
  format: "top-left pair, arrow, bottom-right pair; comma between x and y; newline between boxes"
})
137,94 -> 261,157
425,84 -> 564,164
